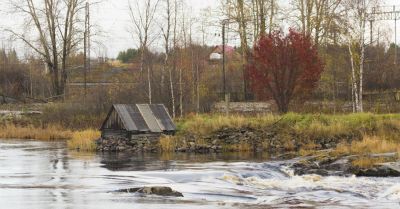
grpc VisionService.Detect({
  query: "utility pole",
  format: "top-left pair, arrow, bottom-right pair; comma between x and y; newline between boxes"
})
368,5 -> 400,64
83,2 -> 89,101
370,20 -> 373,45
222,20 -> 230,115
395,6 -> 397,65
88,1 -> 91,73
222,21 -> 226,97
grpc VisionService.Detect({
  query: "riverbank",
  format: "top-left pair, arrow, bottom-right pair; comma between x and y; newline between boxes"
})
2,112 -> 400,174
163,113 -> 400,152
157,113 -> 400,175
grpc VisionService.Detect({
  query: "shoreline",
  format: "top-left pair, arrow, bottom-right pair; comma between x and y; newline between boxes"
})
2,113 -> 400,176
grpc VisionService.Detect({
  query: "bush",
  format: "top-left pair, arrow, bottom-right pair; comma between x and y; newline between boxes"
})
40,103 -> 106,130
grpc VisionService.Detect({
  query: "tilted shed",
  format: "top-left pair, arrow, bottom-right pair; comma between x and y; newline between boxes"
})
100,104 -> 176,139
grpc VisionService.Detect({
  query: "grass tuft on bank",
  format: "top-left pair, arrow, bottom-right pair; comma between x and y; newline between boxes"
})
334,135 -> 400,156
67,129 -> 101,152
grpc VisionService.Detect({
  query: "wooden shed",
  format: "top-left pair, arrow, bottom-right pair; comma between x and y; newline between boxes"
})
100,104 -> 176,139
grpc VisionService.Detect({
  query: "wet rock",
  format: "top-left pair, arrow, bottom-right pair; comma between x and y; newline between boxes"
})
116,186 -> 183,197
116,187 -> 141,193
327,157 -> 352,172
291,151 -> 355,176
290,151 -> 400,177
176,147 -> 187,152
189,142 -> 196,148
355,163 -> 400,177
292,158 -> 318,175
141,187 -> 183,197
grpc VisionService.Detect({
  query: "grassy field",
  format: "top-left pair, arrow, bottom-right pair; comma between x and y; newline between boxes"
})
163,113 -> 400,155
175,113 -> 400,136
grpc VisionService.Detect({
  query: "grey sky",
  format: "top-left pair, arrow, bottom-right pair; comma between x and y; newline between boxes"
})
91,0 -> 218,57
0,0 -> 399,58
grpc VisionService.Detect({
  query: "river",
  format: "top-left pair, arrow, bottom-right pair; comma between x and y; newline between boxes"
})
0,139 -> 399,209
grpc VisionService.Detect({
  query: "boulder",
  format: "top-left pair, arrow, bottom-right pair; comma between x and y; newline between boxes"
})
355,162 -> 400,177
116,186 -> 183,197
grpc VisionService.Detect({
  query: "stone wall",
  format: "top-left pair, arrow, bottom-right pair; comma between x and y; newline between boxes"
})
212,100 -> 400,114
212,102 -> 275,114
174,127 -> 361,153
96,127 -> 361,154
96,134 -> 160,152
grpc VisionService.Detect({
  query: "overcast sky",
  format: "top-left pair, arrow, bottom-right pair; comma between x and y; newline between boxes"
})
0,0 -> 218,58
91,0 -> 218,57
0,0 -> 399,58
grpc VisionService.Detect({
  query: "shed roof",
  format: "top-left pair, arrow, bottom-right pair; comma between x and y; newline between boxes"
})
101,104 -> 176,133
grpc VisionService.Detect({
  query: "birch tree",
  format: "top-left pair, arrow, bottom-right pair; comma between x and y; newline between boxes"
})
343,0 -> 377,112
8,0 -> 85,97
250,0 -> 276,37
292,0 -> 343,46
128,0 -> 159,104
160,0 -> 176,117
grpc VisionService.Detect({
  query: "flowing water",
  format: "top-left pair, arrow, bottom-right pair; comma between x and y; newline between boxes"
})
0,139 -> 399,209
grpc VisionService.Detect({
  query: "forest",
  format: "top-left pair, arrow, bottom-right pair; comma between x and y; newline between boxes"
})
0,0 -> 399,121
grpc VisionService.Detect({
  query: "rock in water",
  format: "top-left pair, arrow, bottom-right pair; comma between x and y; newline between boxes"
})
116,186 -> 183,197
141,187 -> 183,197
355,162 -> 400,177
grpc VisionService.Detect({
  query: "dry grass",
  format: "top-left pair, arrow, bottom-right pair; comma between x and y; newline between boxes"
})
178,113 -> 400,138
221,142 -> 253,152
177,114 -> 282,136
0,124 -> 73,140
0,124 -> 101,152
173,113 -> 400,154
351,157 -> 389,168
159,135 -> 180,152
334,135 -> 400,156
67,129 -> 100,152
330,135 -> 400,168
294,122 -> 352,139
298,142 -> 320,156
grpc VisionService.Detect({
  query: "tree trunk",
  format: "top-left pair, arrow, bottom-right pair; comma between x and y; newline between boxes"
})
179,63 -> 183,117
269,0 -> 274,34
359,8 -> 366,112
148,66 -> 152,104
348,39 -> 359,113
169,64 -> 176,118
259,0 -> 266,35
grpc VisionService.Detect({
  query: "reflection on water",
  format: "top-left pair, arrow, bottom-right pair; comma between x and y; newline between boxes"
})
99,152 -> 272,172
0,139 -> 399,209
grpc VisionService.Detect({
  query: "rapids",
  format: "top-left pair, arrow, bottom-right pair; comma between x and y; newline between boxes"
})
0,139 -> 399,209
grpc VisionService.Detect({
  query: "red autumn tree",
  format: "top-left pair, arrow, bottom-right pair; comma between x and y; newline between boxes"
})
247,29 -> 324,113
